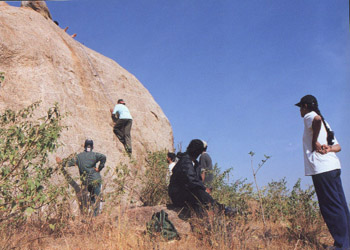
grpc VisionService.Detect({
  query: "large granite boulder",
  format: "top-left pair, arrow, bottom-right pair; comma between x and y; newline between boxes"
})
0,4 -> 173,185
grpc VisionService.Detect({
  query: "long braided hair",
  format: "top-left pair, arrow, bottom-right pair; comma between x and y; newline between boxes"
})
307,103 -> 335,145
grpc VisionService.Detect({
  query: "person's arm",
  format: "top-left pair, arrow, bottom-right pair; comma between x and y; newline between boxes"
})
312,115 -> 323,152
182,158 -> 205,190
95,152 -> 106,172
67,156 -> 77,167
322,144 -> 341,154
201,171 -> 206,182
112,105 -> 119,115
110,108 -> 118,122
199,154 -> 206,181
56,155 -> 77,167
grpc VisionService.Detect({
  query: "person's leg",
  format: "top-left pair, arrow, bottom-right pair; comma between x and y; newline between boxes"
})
312,169 -> 350,249
124,119 -> 132,153
191,188 -> 215,205
88,182 -> 101,216
80,184 -> 89,215
335,170 -> 350,248
113,119 -> 126,144
186,188 -> 216,217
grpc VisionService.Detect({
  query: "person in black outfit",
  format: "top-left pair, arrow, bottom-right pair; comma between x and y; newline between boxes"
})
168,139 -> 219,216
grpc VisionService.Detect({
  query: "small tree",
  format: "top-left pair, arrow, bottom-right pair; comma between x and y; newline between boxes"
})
139,151 -> 169,206
0,101 -> 66,229
248,151 -> 271,239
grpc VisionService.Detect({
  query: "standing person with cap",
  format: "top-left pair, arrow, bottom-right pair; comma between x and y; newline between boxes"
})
110,99 -> 133,154
199,141 -> 214,194
56,139 -> 106,216
295,95 -> 350,249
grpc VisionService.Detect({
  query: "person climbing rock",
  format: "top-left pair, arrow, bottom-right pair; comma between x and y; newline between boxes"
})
56,139 -> 106,216
110,99 -> 133,154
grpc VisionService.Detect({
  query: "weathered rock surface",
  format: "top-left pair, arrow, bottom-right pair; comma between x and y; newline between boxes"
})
0,5 -> 173,181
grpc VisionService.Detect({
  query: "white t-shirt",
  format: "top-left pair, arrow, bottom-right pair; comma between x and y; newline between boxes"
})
303,111 -> 341,176
168,162 -> 176,175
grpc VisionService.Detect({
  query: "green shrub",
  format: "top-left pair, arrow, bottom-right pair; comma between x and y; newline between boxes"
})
0,101 -> 67,230
285,179 -> 323,246
211,165 -> 253,217
139,151 -> 170,206
260,178 -> 290,222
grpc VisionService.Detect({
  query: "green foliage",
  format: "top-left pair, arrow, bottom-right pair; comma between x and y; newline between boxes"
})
286,179 -> 323,245
254,177 -> 323,246
261,178 -> 290,222
287,179 -> 319,221
140,150 -> 170,206
211,164 -> 253,217
260,178 -> 320,225
0,72 -> 4,86
103,163 -> 132,206
0,101 -> 66,228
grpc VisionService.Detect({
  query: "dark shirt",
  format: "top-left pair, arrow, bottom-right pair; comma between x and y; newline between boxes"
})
169,153 -> 205,194
199,152 -> 213,188
168,153 -> 216,209
68,151 -> 106,184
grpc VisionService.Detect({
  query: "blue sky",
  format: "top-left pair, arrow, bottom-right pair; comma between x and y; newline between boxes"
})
9,1 -> 350,200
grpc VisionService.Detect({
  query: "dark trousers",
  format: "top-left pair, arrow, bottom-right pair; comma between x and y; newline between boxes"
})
88,182 -> 101,216
169,187 -> 216,216
113,119 -> 132,153
312,169 -> 350,249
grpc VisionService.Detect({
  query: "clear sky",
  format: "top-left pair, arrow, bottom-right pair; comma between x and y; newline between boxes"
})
8,1 -> 350,200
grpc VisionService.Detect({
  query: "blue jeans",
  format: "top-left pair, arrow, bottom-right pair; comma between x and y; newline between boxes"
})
312,169 -> 350,249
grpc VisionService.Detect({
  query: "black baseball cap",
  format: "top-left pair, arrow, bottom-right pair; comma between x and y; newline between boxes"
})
118,99 -> 125,104
295,95 -> 318,107
84,139 -> 94,149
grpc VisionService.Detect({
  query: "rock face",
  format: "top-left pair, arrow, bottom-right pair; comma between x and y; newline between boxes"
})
0,5 -> 173,177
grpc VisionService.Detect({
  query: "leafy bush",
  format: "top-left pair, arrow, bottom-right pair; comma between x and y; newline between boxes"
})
260,178 -> 290,222
139,150 -> 170,206
285,179 -> 323,246
0,102 -> 66,230
211,165 -> 253,217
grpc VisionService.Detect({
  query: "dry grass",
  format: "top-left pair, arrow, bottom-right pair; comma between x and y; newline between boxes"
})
1,204 -> 332,250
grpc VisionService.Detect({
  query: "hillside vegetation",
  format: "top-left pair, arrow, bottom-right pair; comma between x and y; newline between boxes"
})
0,103 -> 332,249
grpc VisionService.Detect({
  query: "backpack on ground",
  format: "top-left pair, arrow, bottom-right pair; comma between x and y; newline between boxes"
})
146,209 -> 180,241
